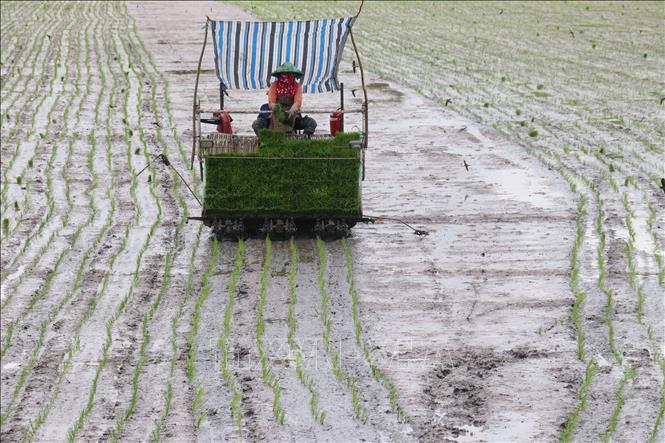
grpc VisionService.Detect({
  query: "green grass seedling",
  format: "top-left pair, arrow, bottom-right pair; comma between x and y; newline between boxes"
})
560,360 -> 598,443
186,238 -> 220,427
287,237 -> 326,423
217,240 -> 245,433
342,238 -> 408,422
316,237 -> 368,423
600,366 -> 635,443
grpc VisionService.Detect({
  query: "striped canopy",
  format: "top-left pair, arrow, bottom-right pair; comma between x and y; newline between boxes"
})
210,18 -> 355,94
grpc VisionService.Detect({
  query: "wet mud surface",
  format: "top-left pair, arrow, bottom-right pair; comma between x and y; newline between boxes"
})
1,1 -> 663,442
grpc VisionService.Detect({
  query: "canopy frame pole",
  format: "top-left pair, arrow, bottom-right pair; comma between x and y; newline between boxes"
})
192,18 -> 209,170
219,82 -> 227,109
340,82 -> 345,132
349,27 -> 368,180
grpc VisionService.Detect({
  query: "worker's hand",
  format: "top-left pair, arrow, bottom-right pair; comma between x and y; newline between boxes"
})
287,108 -> 298,119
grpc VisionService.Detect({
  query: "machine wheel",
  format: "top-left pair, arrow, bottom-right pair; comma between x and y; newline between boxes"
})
259,218 -> 297,239
212,218 -> 247,240
314,219 -> 350,239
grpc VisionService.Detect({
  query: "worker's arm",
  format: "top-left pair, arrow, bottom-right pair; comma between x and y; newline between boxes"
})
268,84 -> 277,109
292,84 -> 302,111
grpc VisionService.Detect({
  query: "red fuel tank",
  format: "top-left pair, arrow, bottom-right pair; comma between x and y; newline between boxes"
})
330,110 -> 344,136
213,110 -> 233,134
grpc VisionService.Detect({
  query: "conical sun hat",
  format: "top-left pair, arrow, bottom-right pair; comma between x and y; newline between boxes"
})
271,62 -> 304,77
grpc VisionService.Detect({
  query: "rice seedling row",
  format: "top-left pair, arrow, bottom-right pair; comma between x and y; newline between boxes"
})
241,0 -> 661,285
286,237 -> 326,424
0,1 -> 34,52
619,188 -> 665,443
0,1 -> 45,71
2,2 -> 188,440
0,3 -> 61,149
524,123 -> 663,379
600,366 -> 636,442
17,7 -> 128,438
217,240 -> 245,432
0,2 -> 55,121
454,55 -> 663,306
122,3 -> 203,197
186,239 -> 220,428
0,2 -> 83,266
0,2 -> 50,110
256,237 -> 287,425
549,147 -> 662,440
149,225 -> 203,443
0,4 -> 104,425
151,3 -> 664,440
503,130 -> 653,441
315,237 -> 368,423
559,360 -> 599,443
569,196 -> 589,360
0,2 -> 29,49
64,15 -> 165,439
109,5 -> 197,434
251,2 -> 661,191
465,87 -> 655,442
72,5 -> 205,436
0,3 -> 90,353
108,11 -> 220,430
110,9 -> 214,437
68,15 -> 170,435
340,237 -> 407,422
0,4 -> 66,226
648,345 -> 665,443
0,1 -> 93,306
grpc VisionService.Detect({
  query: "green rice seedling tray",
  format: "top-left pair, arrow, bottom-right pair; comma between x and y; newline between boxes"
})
202,131 -> 362,219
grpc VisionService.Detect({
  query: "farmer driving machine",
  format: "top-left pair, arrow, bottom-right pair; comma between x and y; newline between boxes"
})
188,13 -> 370,239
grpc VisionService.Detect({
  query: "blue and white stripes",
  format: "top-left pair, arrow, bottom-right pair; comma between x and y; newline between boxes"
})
210,18 -> 355,93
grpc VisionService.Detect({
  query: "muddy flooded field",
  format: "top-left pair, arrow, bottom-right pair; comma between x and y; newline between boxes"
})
1,1 -> 663,442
